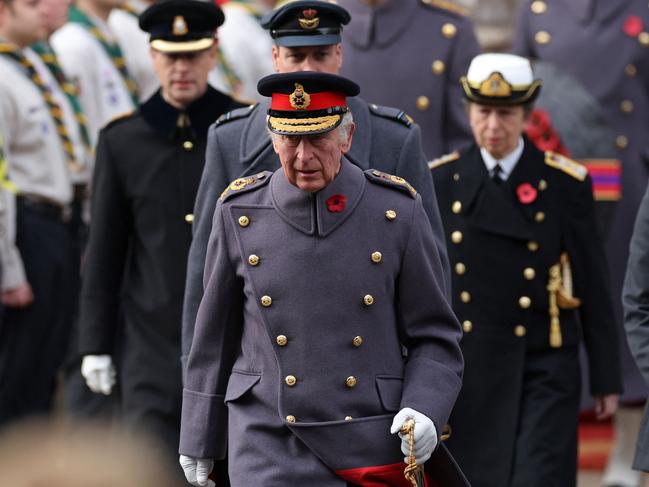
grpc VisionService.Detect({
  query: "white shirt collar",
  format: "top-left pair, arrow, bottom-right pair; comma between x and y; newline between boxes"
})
480,137 -> 525,180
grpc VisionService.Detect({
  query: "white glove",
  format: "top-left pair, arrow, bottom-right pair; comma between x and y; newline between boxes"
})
179,455 -> 215,487
390,407 -> 438,465
81,354 -> 116,395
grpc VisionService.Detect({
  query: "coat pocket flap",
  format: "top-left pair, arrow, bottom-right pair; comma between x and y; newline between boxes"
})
224,371 -> 261,403
375,375 -> 403,412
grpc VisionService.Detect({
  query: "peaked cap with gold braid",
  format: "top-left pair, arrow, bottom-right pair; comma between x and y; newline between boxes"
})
461,53 -> 542,106
258,72 -> 359,135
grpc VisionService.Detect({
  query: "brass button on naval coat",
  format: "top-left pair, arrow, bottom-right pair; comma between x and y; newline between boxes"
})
527,241 -> 539,252
346,376 -> 357,388
639,32 -> 649,46
626,64 -> 637,77
441,23 -> 457,38
451,231 -> 463,244
453,173 -> 460,181
462,320 -> 473,333
514,325 -> 527,337
523,268 -> 536,280
416,96 -> 430,111
276,335 -> 288,346
371,252 -> 382,263
345,416 -> 353,421
519,296 -> 532,309
432,60 -> 445,75
535,211 -> 545,223
183,140 -> 193,151
285,375 -> 297,386
286,415 -> 296,423
460,291 -> 471,303
385,209 -> 397,221
261,295 -> 272,307
363,294 -> 374,306
238,215 -> 250,227
352,336 -> 363,347
530,0 -> 547,14
248,254 -> 260,266
616,135 -> 629,149
452,201 -> 462,214
455,262 -> 466,275
535,30 -> 551,45
538,179 -> 548,191
621,100 -> 634,113
184,213 -> 194,223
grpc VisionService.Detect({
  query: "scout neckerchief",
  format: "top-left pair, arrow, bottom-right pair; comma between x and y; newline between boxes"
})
0,41 -> 84,173
31,41 -> 92,153
68,5 -> 140,105
0,132 -> 18,193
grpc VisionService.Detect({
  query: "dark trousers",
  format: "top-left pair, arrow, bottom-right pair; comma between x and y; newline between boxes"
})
0,203 -> 79,426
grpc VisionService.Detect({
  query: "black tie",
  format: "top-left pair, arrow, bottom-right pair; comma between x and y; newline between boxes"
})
492,164 -> 504,184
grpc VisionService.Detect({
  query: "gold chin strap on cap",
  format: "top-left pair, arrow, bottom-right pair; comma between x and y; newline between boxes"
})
401,419 -> 425,487
547,253 -> 582,348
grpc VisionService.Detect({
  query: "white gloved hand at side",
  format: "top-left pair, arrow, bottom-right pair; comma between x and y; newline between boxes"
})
80,354 -> 116,395
390,407 -> 438,464
179,455 -> 215,487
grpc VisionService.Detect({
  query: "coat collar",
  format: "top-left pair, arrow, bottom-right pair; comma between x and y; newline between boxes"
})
140,86 -> 234,140
343,0 -> 417,49
270,156 -> 366,236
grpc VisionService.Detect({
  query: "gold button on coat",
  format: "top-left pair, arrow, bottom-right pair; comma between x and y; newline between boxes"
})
616,135 -> 629,149
183,140 -> 193,151
238,215 -> 250,227
248,254 -> 260,266
462,320 -> 473,333
514,325 -> 527,337
285,375 -> 297,386
416,96 -> 430,111
519,296 -> 532,309
441,23 -> 457,38
345,416 -> 353,421
460,291 -> 471,303
535,211 -> 545,222
531,0 -> 547,13
261,295 -> 272,307
535,30 -> 551,45
286,415 -> 296,423
371,252 -> 382,263
528,241 -> 539,252
452,201 -> 462,214
538,179 -> 548,191
385,210 -> 397,221
184,214 -> 194,223
276,335 -> 288,346
523,268 -> 536,280
626,64 -> 637,77
621,100 -> 634,113
455,262 -> 466,275
639,32 -> 649,46
346,376 -> 357,388
451,231 -> 463,244
363,294 -> 374,306
432,60 -> 445,75
453,173 -> 460,181
352,336 -> 363,347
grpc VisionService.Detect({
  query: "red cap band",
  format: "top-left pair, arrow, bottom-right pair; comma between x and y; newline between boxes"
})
271,92 -> 347,111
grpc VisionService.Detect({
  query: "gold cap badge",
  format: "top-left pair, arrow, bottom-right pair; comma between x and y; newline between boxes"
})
479,72 -> 512,97
298,9 -> 320,30
172,15 -> 188,36
289,83 -> 311,110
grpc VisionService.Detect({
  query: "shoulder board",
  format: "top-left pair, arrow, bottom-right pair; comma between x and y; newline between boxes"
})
102,110 -> 135,130
365,169 -> 417,199
544,151 -> 587,182
368,104 -> 414,128
215,104 -> 257,127
420,0 -> 470,16
220,171 -> 272,202
428,150 -> 460,170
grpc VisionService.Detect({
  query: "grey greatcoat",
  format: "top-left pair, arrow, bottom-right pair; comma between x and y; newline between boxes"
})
181,97 -> 450,368
180,158 -> 465,486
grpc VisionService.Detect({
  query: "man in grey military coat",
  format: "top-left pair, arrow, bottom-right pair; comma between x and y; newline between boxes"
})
179,72 -> 466,487
181,0 -> 451,371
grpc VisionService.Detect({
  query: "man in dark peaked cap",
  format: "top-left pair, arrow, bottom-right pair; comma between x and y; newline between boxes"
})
179,71 -> 466,487
76,0 -> 244,469
181,0 -> 451,374
431,53 -> 621,486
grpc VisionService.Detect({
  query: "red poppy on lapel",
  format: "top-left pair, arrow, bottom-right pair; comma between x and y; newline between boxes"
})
516,183 -> 538,205
623,15 -> 643,37
326,194 -> 347,212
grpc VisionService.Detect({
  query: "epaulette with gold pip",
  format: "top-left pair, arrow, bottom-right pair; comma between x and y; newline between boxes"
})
544,151 -> 587,182
220,171 -> 272,202
428,150 -> 460,170
368,104 -> 414,128
365,169 -> 417,199
420,0 -> 470,16
215,104 -> 257,127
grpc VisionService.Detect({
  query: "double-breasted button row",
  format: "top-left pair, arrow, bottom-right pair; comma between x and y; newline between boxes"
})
462,320 -> 527,337
284,374 -> 358,388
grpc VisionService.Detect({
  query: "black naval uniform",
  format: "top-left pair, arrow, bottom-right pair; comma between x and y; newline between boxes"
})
77,87 -> 243,458
431,139 -> 622,486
